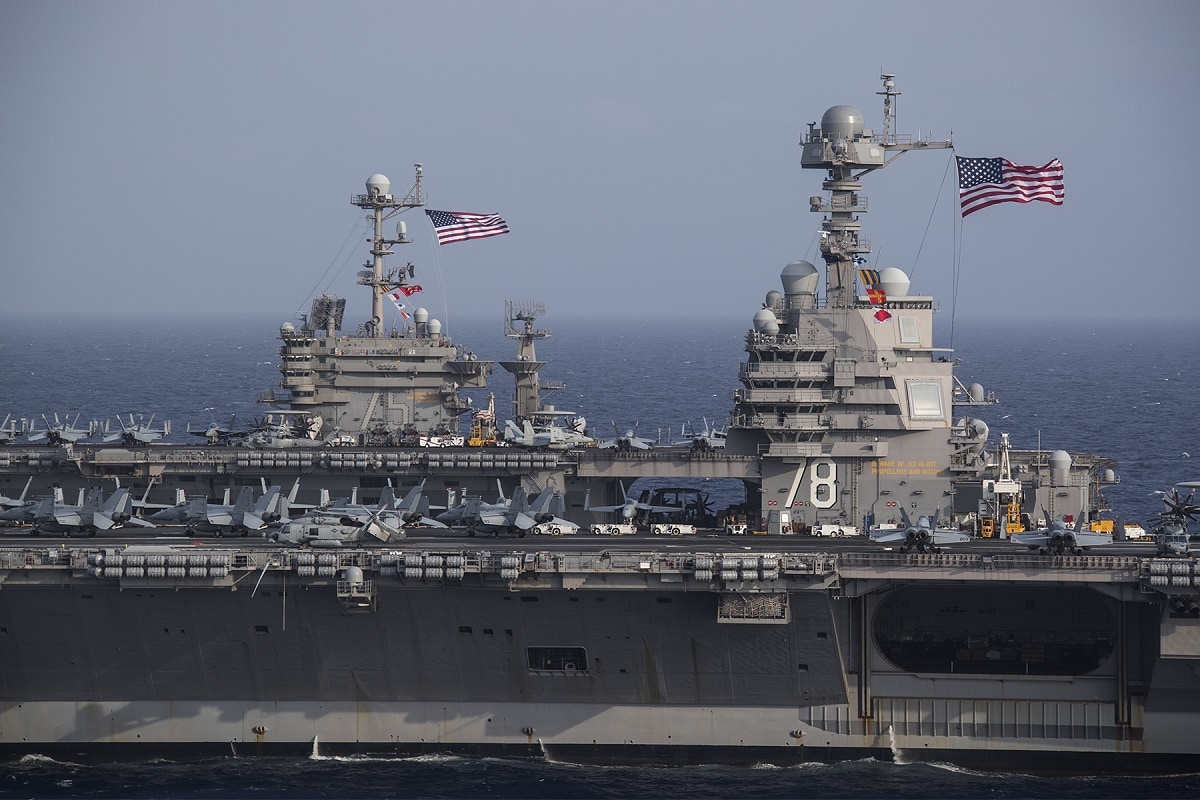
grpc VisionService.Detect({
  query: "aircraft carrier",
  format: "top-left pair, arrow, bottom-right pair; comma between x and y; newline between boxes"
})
1,76 -> 1197,772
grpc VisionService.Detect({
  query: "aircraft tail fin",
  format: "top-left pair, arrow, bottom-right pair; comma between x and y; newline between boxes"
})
379,485 -> 397,509
105,487 -> 132,517
510,486 -> 529,513
254,487 -> 281,515
233,486 -> 255,513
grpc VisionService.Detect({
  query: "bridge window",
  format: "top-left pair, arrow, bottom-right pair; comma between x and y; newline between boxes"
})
905,380 -> 944,421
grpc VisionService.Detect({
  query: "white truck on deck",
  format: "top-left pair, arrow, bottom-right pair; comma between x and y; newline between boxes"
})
650,523 -> 696,536
590,523 -> 638,536
812,524 -> 861,537
531,522 -> 578,535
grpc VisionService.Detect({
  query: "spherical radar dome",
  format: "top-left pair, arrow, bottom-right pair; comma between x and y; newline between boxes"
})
366,174 -> 391,197
878,267 -> 910,298
821,105 -> 864,140
781,260 -> 819,296
753,308 -> 780,335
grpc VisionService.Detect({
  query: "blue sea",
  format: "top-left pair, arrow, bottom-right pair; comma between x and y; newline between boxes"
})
1,312 -> 1199,797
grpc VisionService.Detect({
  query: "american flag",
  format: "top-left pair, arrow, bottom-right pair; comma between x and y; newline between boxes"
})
425,210 -> 510,245
956,157 -> 1064,217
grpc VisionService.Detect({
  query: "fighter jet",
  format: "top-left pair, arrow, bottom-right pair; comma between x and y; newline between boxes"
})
523,484 -> 579,535
1010,510 -> 1112,555
147,489 -> 202,524
436,482 -> 510,527
464,487 -> 532,537
503,419 -> 595,450
181,485 -> 286,536
585,481 -> 682,526
24,413 -> 97,445
0,485 -> 63,525
28,486 -> 156,536
672,418 -> 728,452
869,507 -> 970,553
0,477 -> 33,511
391,480 -> 448,529
103,414 -> 171,445
597,422 -> 656,452
443,485 -> 563,538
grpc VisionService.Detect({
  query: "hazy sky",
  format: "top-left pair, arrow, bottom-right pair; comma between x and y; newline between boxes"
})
2,0 -> 1197,327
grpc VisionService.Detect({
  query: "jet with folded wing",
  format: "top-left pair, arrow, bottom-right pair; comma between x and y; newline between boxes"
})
870,507 -> 969,552
29,486 -> 156,536
504,419 -> 595,450
0,477 -> 33,511
597,422 -> 656,452
1010,509 -> 1112,555
24,413 -> 98,444
391,480 -> 448,529
585,480 -> 682,527
181,485 -> 285,536
103,414 -> 171,445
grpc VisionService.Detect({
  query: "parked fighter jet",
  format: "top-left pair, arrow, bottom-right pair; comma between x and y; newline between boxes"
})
103,414 -> 171,445
181,485 -> 286,536
112,479 -> 188,520
1010,510 -> 1112,555
672,418 -> 728,452
471,485 -> 570,537
24,413 -> 97,444
869,507 -> 970,552
436,482 -> 510,527
445,486 -> 570,538
0,483 -> 61,525
597,423 -> 656,452
503,419 -> 595,450
0,477 -> 33,511
523,484 -> 579,535
585,481 -> 682,526
391,480 -> 448,529
147,489 -> 201,524
27,486 -> 156,536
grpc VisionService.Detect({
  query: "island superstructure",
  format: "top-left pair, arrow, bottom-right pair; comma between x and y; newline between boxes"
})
266,167 -> 491,446
726,79 -> 1021,535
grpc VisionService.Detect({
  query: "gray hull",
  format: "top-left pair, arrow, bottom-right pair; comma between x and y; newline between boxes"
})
2,544 -> 1197,771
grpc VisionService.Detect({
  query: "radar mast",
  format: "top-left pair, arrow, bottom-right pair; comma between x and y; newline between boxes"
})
351,164 -> 425,335
499,300 -> 550,422
801,74 -> 952,309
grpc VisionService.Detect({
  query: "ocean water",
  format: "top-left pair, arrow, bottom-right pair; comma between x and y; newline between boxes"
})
1,313 -> 1198,796
4,751 -> 1198,799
